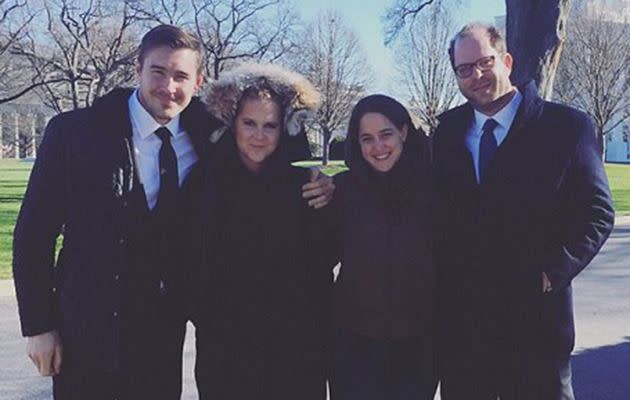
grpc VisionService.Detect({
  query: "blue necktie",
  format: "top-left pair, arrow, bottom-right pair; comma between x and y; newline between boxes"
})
479,118 -> 498,183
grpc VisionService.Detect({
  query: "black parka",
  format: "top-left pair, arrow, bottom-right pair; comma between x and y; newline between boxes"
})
187,130 -> 334,400
330,123 -> 437,340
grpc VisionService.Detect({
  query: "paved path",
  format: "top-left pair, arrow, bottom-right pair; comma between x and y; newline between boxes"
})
0,303 -> 199,400
570,216 -> 630,400
1,217 -> 629,399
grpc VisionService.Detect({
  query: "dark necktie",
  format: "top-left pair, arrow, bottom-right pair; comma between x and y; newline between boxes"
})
154,127 -> 179,296
479,118 -> 498,183
154,127 -> 179,215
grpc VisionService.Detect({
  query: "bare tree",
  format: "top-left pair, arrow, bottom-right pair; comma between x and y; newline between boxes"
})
127,0 -> 193,26
191,0 -> 297,80
383,0 -> 438,45
0,0 -> 32,58
0,0 -> 36,104
506,0 -> 571,99
10,0 -> 140,112
393,1 -> 459,133
132,0 -> 298,81
555,1 -> 630,149
383,0 -> 571,98
291,10 -> 371,165
3,0 -> 301,110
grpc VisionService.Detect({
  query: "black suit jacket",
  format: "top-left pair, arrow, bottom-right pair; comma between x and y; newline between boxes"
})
12,88 -> 219,372
433,82 -> 614,358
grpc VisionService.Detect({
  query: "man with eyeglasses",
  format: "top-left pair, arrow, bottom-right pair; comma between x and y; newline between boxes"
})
432,23 -> 614,399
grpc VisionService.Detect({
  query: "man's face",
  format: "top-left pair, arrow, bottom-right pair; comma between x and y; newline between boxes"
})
453,28 -> 514,115
136,46 -> 203,125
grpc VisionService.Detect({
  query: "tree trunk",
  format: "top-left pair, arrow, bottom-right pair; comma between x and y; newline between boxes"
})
505,0 -> 570,100
0,113 -> 3,159
597,126 -> 606,159
31,115 -> 37,158
322,129 -> 332,166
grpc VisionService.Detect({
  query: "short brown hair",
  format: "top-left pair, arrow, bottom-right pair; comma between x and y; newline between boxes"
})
448,23 -> 506,69
138,24 -> 203,74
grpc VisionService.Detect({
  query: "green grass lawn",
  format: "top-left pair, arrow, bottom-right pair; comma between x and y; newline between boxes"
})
0,160 -> 32,279
292,160 -> 348,176
1,160 -> 628,280
605,164 -> 630,217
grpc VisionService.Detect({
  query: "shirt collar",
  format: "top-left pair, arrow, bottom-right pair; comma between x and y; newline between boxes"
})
128,89 -> 182,140
472,89 -> 522,135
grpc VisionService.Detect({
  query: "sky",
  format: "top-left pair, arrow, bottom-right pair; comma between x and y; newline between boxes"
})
293,0 -> 505,96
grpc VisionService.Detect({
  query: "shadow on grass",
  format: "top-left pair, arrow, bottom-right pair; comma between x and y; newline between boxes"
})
572,338 -> 630,399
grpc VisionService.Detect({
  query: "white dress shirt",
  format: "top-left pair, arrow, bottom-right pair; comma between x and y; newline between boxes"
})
465,90 -> 523,183
128,90 -> 198,209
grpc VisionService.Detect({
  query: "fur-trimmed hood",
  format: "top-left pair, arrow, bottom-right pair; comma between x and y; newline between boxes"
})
206,63 -> 321,143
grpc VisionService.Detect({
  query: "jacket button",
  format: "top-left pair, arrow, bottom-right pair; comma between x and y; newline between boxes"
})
119,238 -> 125,245
113,311 -> 118,317
114,274 -> 120,281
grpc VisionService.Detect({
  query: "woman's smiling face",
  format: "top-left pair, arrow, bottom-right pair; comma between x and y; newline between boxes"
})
358,112 -> 408,173
234,97 -> 282,173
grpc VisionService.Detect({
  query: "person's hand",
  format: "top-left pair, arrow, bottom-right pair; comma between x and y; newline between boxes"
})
542,272 -> 552,293
302,167 -> 335,209
27,330 -> 63,376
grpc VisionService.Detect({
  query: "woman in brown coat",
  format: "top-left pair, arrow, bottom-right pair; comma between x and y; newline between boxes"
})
329,94 -> 437,400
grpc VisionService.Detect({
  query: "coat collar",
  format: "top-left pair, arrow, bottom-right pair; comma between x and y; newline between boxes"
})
92,87 -> 135,139
509,80 -> 544,134
472,90 -> 522,137
439,80 -> 543,141
435,81 -> 544,189
91,87 -> 221,157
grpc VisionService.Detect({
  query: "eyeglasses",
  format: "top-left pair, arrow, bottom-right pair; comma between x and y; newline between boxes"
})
453,55 -> 496,79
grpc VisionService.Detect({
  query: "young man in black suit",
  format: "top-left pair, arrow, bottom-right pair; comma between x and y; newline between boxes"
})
433,23 -> 614,400
12,24 -> 218,400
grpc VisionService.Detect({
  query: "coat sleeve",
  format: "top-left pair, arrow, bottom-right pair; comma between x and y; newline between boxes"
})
544,112 -> 615,291
13,115 -> 68,337
304,169 -> 342,270
302,173 -> 338,367
178,162 -> 211,326
431,126 -> 450,274
319,172 -> 348,267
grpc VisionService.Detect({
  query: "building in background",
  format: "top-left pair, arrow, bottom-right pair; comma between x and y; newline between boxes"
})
0,103 -> 54,159
606,114 -> 630,163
